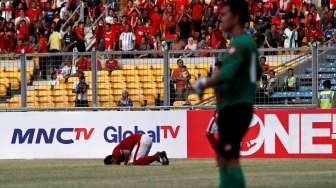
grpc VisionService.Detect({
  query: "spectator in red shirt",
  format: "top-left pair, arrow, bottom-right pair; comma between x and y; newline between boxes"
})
75,21 -> 86,52
95,19 -> 106,50
105,55 -> 120,75
104,25 -> 115,51
17,19 -> 29,40
150,6 -> 163,33
191,0 -> 203,33
134,19 -> 146,46
16,38 -> 30,53
76,56 -> 91,72
172,59 -> 188,101
260,56 -> 269,72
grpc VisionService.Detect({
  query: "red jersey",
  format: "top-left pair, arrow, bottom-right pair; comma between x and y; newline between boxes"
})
105,59 -> 119,69
104,31 -> 115,50
192,3 -> 203,20
135,26 -> 146,45
150,12 -> 163,31
76,58 -> 90,72
112,134 -> 142,162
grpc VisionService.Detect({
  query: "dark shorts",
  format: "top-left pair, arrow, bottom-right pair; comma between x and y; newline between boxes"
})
217,103 -> 253,159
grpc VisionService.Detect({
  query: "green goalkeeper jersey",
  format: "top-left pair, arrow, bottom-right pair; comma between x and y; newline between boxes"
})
214,33 -> 263,110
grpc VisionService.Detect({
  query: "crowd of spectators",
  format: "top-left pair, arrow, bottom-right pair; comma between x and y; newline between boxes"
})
2,0 -> 336,56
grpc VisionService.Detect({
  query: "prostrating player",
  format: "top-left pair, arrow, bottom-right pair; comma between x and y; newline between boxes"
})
104,133 -> 169,166
195,0 -> 263,187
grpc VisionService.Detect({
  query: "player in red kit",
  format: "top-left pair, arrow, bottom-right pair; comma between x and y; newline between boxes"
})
104,134 -> 169,166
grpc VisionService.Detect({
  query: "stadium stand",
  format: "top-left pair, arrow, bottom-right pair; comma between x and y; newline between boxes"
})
1,0 -> 336,108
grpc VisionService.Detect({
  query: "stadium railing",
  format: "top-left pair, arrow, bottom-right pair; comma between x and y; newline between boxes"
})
0,46 -> 328,111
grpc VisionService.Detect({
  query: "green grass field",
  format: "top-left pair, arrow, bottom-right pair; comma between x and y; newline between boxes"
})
0,159 -> 336,188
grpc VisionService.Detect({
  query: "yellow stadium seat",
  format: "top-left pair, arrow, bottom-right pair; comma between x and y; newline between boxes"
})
98,89 -> 112,96
27,96 -> 38,103
143,88 -> 157,95
54,102 -> 69,107
138,69 -> 153,76
6,72 -> 21,79
38,90 -> 52,96
5,67 -> 19,72
123,69 -> 138,76
53,84 -> 66,90
186,64 -> 196,69
188,94 -> 200,102
39,102 -> 54,107
144,95 -> 156,105
139,76 -> 154,82
0,85 -> 7,95
129,95 -> 145,102
98,76 -> 110,83
156,82 -> 164,89
188,69 -> 198,77
53,96 -> 69,102
27,90 -> 37,97
52,89 -> 67,96
110,76 -> 125,83
27,102 -> 39,107
57,77 -> 65,83
198,69 -> 208,77
67,77 -> 78,83
142,82 -> 156,89
128,88 -> 143,95
8,95 -> 20,103
66,83 -> 75,90
203,94 -> 215,99
98,83 -> 111,89
99,101 -> 115,107
68,95 -> 76,102
111,82 -> 127,89
99,95 -> 114,102
122,64 -> 136,70
8,79 -> 20,90
198,63 -> 212,71
133,101 -> 143,107
87,89 -> 92,96
38,85 -> 51,90
0,78 -> 9,88
152,64 -> 163,70
83,71 -> 92,77
173,101 -> 185,107
0,103 -> 8,109
127,82 -> 141,89
170,64 -> 178,69
154,76 -> 163,82
204,88 -> 214,94
125,76 -> 140,83
26,66 -> 34,73
39,96 -> 53,103
98,70 -> 109,77
153,69 -> 163,76
0,66 -> 4,72
9,103 -> 21,108
137,64 -> 150,70
110,70 -> 123,76
113,89 -> 123,95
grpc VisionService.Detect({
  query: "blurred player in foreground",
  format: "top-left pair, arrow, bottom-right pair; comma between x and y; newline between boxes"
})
104,133 -> 169,166
195,0 -> 263,187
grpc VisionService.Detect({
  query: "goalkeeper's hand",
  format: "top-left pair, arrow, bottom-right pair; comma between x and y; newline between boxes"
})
194,77 -> 208,94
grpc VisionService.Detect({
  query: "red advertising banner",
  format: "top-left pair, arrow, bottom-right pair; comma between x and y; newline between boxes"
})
187,109 -> 336,158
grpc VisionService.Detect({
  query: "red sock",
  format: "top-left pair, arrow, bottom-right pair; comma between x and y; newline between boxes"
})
132,156 -> 157,165
206,134 -> 218,151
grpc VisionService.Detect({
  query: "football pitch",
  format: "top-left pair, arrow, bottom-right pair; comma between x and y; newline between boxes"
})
0,159 -> 336,188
